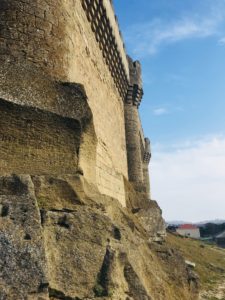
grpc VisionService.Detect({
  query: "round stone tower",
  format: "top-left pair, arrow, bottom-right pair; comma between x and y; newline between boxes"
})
124,57 -> 152,199
125,57 -> 144,186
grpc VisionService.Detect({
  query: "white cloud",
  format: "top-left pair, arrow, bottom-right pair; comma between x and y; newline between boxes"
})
153,107 -> 168,116
125,4 -> 225,56
152,105 -> 184,116
150,135 -> 225,222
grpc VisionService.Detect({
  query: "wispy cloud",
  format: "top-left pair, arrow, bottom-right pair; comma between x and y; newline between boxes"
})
125,3 -> 225,56
153,107 -> 168,116
151,135 -> 225,222
152,104 -> 184,116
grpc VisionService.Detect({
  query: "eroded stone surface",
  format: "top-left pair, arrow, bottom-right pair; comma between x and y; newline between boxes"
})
0,175 -> 198,300
0,175 -> 48,299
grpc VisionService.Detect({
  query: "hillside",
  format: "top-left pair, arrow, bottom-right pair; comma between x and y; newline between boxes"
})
167,233 -> 225,299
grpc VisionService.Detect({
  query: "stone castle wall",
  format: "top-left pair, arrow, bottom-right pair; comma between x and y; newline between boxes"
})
0,3 -> 169,298
64,0 -> 129,205
0,98 -> 81,175
0,0 -> 131,206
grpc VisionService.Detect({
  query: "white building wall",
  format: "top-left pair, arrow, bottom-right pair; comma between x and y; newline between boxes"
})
176,228 -> 200,239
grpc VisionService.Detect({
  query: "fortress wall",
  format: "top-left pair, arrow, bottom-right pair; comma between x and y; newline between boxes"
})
0,0 -> 129,206
0,98 -> 81,176
68,1 -> 127,205
60,0 -> 128,205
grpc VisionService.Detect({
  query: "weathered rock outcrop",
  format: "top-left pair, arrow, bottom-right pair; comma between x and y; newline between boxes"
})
0,175 -> 198,300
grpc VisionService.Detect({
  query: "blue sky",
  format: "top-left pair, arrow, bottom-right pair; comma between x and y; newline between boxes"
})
114,0 -> 225,222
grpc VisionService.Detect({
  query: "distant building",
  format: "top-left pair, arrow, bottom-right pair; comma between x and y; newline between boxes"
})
176,224 -> 200,239
215,231 -> 225,248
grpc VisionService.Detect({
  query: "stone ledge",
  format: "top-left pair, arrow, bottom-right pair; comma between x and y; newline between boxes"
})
0,62 -> 92,128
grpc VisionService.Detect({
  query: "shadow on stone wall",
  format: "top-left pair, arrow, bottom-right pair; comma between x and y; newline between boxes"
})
0,61 -> 98,186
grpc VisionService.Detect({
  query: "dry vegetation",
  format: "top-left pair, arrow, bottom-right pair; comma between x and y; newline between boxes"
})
167,233 -> 225,299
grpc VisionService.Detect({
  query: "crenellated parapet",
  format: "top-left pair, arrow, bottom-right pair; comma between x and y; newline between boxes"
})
143,138 -> 151,165
125,57 -> 144,107
126,84 -> 144,107
81,0 -> 129,99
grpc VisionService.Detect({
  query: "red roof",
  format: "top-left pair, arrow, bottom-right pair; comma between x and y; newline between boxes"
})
178,224 -> 198,230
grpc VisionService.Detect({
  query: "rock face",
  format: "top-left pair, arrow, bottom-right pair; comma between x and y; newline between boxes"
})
0,175 -> 198,300
0,0 -> 199,299
0,175 -> 48,299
